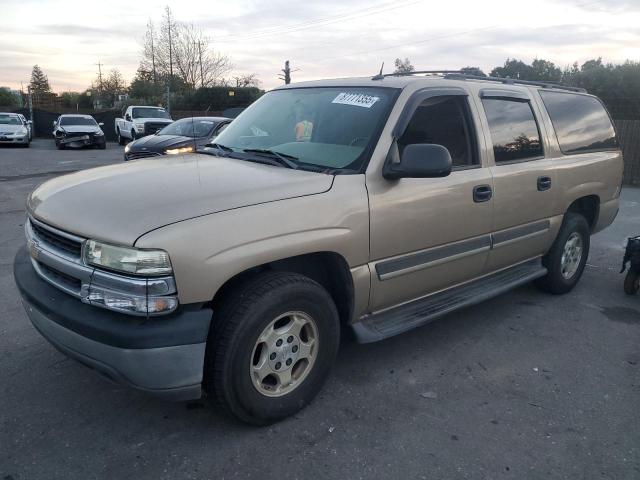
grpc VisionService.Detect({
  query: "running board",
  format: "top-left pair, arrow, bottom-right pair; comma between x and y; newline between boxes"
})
352,259 -> 547,343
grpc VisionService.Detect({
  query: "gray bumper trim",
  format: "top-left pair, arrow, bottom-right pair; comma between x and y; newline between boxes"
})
23,299 -> 204,401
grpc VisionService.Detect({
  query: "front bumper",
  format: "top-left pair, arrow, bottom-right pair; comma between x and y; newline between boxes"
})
57,135 -> 106,147
14,246 -> 212,401
0,136 -> 28,144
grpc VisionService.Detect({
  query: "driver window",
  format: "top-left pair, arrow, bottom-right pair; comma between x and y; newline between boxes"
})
397,96 -> 478,168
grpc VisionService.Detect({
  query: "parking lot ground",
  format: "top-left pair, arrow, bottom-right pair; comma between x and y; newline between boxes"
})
1,141 -> 639,479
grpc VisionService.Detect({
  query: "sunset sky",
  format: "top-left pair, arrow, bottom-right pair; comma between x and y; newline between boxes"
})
1,0 -> 639,93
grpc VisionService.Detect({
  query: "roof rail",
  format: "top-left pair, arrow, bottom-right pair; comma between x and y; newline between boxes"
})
443,73 -> 586,93
373,70 -> 463,79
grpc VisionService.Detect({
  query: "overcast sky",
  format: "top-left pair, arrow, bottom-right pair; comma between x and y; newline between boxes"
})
1,0 -> 639,93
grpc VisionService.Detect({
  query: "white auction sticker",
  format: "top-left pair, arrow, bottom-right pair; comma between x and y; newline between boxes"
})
332,92 -> 380,108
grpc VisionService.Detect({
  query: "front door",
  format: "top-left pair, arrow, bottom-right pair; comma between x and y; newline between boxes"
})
367,92 -> 494,313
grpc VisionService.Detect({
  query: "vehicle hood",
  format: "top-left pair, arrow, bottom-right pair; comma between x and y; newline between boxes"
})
59,125 -> 102,134
0,124 -> 26,134
27,154 -> 334,245
129,134 -> 196,151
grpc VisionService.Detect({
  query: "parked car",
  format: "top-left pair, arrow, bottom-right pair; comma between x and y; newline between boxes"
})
115,106 -> 173,145
17,113 -> 33,140
0,112 -> 31,147
124,116 -> 231,161
15,72 -> 623,425
53,114 -> 106,150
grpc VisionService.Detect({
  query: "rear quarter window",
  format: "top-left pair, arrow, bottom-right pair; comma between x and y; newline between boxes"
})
539,91 -> 617,154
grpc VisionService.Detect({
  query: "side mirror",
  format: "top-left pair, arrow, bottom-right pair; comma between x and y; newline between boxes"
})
98,122 -> 104,127
383,143 -> 452,180
125,114 -> 131,121
27,120 -> 33,124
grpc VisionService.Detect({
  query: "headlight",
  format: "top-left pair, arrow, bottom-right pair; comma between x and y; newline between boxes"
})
134,122 -> 145,131
94,130 -> 104,136
83,240 -> 172,275
165,146 -> 194,155
124,143 -> 131,153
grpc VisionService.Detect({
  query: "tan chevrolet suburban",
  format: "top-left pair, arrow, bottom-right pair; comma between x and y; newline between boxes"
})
14,71 -> 623,424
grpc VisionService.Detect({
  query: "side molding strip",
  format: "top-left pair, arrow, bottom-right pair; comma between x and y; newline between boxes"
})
375,236 -> 491,281
375,219 -> 551,281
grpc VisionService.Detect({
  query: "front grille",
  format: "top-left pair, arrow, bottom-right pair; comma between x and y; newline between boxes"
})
31,221 -> 82,257
37,261 -> 82,291
144,123 -> 168,135
127,151 -> 162,160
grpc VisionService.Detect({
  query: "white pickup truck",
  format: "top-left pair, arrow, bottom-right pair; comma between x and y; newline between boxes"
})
114,105 -> 174,145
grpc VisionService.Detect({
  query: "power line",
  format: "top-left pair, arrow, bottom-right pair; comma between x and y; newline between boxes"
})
308,25 -> 500,64
214,0 -> 423,41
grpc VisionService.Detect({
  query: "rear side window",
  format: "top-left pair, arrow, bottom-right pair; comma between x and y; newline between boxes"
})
539,91 -> 617,154
482,98 -> 543,163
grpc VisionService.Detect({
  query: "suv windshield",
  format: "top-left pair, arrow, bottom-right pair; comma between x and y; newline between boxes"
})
0,115 -> 21,125
60,116 -> 97,126
132,107 -> 171,119
211,87 -> 395,172
158,118 -> 218,137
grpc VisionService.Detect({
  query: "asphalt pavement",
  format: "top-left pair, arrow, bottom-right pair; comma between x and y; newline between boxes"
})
1,139 -> 638,479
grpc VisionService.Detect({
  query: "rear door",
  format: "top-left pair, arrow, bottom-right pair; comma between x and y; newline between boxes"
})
475,88 -> 559,272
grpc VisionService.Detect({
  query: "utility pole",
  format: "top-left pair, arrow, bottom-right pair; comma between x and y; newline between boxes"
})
196,40 -> 204,87
95,61 -> 103,88
279,60 -> 291,85
166,8 -> 173,89
166,83 -> 171,114
27,85 -> 34,133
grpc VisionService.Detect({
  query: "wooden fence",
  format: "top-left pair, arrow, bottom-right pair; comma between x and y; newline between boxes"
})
615,120 -> 640,185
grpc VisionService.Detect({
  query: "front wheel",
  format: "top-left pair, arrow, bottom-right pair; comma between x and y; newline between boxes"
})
624,271 -> 640,295
117,129 -> 125,146
205,272 -> 340,425
536,212 -> 590,294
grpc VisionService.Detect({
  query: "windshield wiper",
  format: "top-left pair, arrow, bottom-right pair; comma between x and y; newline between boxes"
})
203,142 -> 233,152
242,148 -> 299,169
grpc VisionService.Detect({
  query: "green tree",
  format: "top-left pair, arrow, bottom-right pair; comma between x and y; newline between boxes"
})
0,88 -> 19,106
530,59 -> 562,82
490,59 -> 534,79
394,58 -> 414,74
460,66 -> 486,77
29,65 -> 51,94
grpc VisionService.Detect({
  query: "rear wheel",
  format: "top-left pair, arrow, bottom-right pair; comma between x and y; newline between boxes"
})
624,271 -> 640,295
536,212 -> 590,294
204,271 -> 340,425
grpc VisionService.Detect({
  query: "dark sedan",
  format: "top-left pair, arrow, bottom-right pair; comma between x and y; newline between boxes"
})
53,114 -> 106,149
124,116 -> 231,161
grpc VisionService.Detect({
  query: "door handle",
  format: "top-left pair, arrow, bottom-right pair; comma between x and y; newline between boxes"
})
473,184 -> 493,203
537,176 -> 552,191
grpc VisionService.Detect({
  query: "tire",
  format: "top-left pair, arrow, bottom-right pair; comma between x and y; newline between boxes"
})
130,129 -> 137,141
117,129 -> 125,146
56,142 -> 65,150
536,212 -> 590,294
204,271 -> 340,425
98,142 -> 106,150
624,271 -> 640,295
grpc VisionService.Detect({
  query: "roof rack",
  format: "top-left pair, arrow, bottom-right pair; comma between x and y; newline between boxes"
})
444,73 -> 586,93
371,69 -> 586,93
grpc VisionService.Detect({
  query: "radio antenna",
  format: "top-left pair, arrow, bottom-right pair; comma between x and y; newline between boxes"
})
372,62 -> 385,80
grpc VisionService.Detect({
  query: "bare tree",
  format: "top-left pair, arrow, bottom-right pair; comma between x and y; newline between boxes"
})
96,69 -> 127,107
140,7 -> 231,90
233,73 -> 261,88
141,19 -> 158,86
174,23 -> 231,88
